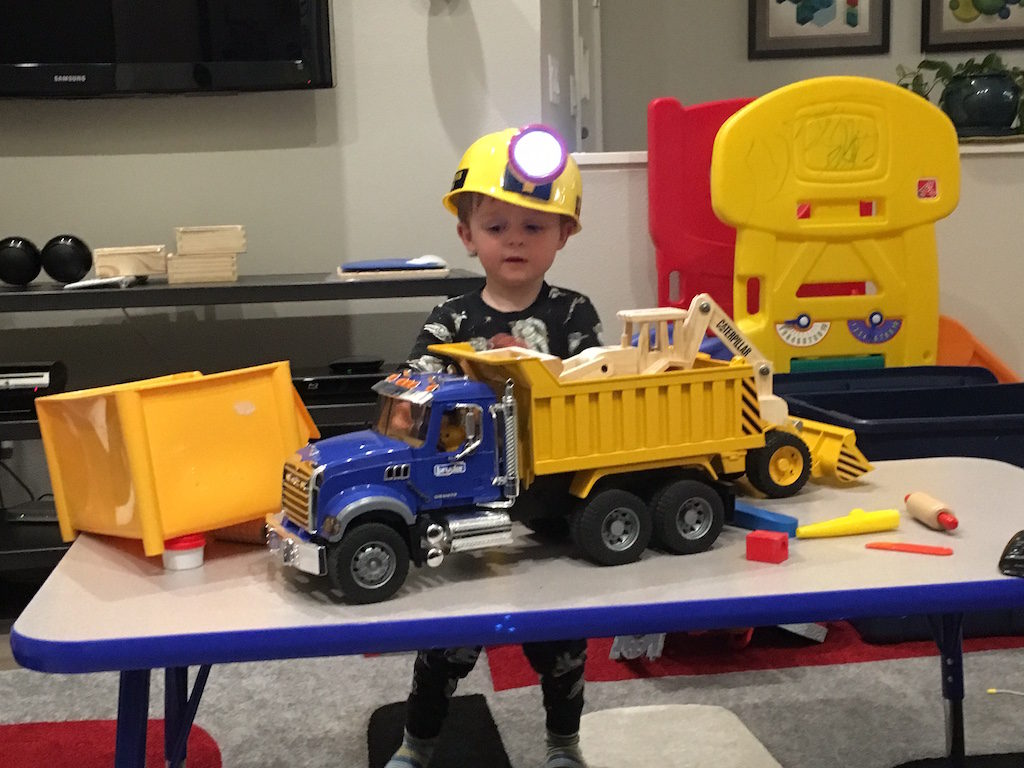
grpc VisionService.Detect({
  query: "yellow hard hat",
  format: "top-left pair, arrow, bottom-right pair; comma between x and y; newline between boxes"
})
443,124 -> 582,232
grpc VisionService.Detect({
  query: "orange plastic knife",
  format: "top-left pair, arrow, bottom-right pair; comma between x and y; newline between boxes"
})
866,541 -> 953,556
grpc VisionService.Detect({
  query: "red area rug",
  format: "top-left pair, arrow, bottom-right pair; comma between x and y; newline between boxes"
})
485,622 -> 1024,691
0,719 -> 221,768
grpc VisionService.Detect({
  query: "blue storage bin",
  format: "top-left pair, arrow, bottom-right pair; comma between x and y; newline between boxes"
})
776,371 -> 1023,467
774,365 -> 996,395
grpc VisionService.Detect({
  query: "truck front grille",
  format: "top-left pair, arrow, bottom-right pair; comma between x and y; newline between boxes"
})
282,458 -> 317,530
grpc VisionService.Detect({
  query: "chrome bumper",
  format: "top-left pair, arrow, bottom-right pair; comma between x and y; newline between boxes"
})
266,512 -> 327,576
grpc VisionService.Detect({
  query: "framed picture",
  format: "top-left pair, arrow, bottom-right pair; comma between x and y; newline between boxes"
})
748,0 -> 891,59
922,0 -> 1024,52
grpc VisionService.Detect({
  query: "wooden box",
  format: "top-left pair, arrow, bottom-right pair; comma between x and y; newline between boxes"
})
166,252 -> 238,284
93,245 -> 168,277
174,225 -> 246,255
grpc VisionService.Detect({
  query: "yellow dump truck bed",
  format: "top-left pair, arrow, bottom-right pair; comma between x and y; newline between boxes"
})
36,361 -> 319,556
431,343 -> 766,485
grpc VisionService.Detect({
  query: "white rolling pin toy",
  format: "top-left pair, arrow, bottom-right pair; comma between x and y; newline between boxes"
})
904,492 -> 958,531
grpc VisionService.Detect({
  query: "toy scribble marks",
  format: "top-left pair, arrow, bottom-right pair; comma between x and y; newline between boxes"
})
802,115 -> 878,172
827,131 -> 863,171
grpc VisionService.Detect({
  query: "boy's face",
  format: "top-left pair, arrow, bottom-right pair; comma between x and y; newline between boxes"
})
457,196 -> 573,294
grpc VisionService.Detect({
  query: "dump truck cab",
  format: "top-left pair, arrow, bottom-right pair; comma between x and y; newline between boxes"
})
266,370 -> 518,603
369,371 -> 504,510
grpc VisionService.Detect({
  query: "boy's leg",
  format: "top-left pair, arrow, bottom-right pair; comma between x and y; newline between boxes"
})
521,638 -> 588,768
385,645 -> 483,768
405,645 -> 483,737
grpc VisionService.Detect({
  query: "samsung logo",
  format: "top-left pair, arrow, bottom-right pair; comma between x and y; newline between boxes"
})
53,74 -> 87,83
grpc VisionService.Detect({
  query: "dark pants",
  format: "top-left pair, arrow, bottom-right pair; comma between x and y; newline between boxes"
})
404,638 -> 588,739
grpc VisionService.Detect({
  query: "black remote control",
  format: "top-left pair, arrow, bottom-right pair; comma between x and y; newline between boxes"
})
999,530 -> 1024,577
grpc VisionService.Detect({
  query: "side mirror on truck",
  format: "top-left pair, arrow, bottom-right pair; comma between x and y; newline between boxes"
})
450,404 -> 483,460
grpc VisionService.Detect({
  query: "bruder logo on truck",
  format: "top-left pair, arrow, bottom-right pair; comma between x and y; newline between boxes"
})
434,462 -> 467,477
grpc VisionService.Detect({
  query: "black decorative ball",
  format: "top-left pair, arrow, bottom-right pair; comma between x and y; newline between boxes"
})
41,234 -> 92,284
0,236 -> 42,286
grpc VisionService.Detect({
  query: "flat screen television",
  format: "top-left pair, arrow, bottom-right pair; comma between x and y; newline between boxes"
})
1,1 -> 333,98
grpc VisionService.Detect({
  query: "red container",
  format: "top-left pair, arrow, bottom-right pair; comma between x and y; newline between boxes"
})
746,530 -> 789,564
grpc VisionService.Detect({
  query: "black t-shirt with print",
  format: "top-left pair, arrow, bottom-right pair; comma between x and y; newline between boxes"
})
406,282 -> 604,371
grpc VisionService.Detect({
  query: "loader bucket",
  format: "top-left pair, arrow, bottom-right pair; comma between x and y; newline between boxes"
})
794,417 -> 873,483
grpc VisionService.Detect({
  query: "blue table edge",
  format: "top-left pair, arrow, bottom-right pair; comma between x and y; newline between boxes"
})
12,578 -> 1023,674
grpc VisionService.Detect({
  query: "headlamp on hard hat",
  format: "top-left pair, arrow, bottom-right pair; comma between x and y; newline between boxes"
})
508,125 -> 568,185
503,125 -> 568,202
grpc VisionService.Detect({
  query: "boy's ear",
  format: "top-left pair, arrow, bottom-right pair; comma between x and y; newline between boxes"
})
456,221 -> 475,252
556,218 -> 574,250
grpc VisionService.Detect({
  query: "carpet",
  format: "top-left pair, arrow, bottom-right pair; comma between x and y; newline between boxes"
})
485,621 -> 1024,691
367,693 -> 511,768
580,704 -> 782,767
0,719 -> 221,768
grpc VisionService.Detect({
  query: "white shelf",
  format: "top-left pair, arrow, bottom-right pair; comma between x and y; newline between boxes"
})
575,142 -> 1024,165
574,151 -> 647,167
959,139 -> 1024,156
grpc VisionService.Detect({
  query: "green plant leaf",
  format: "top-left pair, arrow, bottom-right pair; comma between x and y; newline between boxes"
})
982,52 -> 1004,72
912,73 -> 928,98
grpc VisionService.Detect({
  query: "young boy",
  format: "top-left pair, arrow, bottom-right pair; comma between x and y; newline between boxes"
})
386,126 -> 602,768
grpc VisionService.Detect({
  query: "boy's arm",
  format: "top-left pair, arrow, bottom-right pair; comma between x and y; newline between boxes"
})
404,304 -> 458,372
565,295 -> 605,355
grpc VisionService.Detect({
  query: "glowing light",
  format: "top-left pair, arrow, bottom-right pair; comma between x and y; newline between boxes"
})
508,124 -> 567,185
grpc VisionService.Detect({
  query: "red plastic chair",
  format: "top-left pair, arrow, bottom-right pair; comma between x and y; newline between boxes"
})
647,97 -> 753,316
648,96 -> 865,318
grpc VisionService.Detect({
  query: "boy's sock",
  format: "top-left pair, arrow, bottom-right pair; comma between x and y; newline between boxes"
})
384,729 -> 438,768
544,730 -> 587,768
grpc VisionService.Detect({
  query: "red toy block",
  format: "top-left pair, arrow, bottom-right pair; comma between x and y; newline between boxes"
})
746,530 -> 789,563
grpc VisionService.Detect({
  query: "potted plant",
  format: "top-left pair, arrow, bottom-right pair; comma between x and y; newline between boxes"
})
896,52 -> 1023,136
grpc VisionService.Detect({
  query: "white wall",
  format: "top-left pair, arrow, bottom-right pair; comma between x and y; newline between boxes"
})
936,150 -> 1024,375
0,0 -> 549,377
600,0 -> 1024,151
0,1 -> 550,270
540,0 -> 576,144
554,154 -> 656,331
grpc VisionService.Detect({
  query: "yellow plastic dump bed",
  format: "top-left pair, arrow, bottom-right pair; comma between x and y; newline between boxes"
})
431,343 -> 765,485
36,361 -> 319,556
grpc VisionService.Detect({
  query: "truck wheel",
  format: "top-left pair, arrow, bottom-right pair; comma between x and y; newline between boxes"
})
746,430 -> 811,499
651,479 -> 724,554
327,523 -> 409,604
570,489 -> 652,566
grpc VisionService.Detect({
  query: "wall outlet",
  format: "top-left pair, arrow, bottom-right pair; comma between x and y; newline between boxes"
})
547,54 -> 560,105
